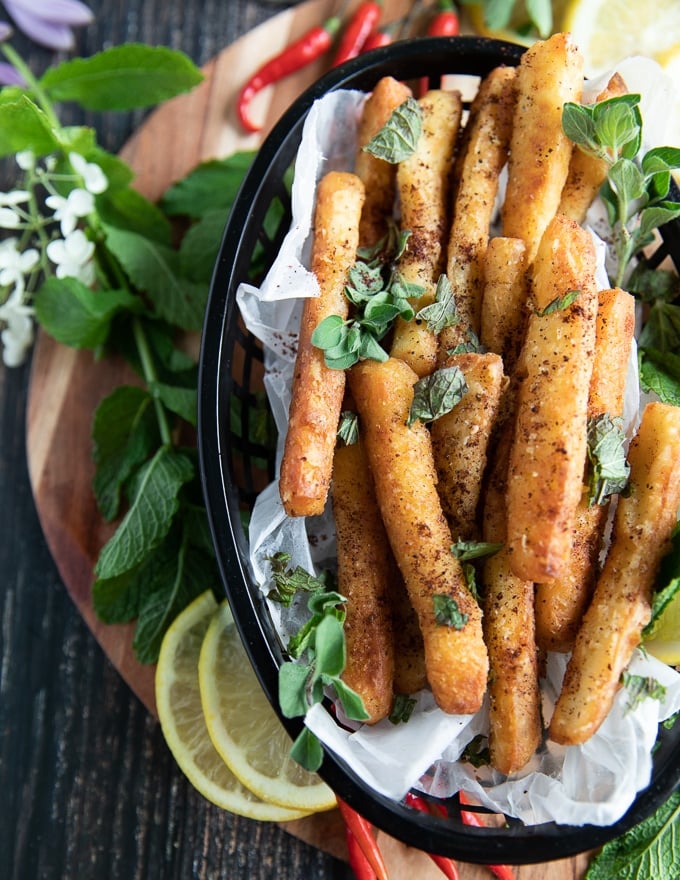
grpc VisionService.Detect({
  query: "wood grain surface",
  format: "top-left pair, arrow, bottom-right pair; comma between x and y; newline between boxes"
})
20,1 -> 589,877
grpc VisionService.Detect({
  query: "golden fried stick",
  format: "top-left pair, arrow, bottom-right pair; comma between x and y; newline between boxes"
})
482,433 -> 542,775
349,357 -> 488,716
332,438 -> 395,723
505,214 -> 599,583
355,76 -> 413,248
558,73 -> 628,223
430,352 -> 505,541
279,171 -> 365,517
480,236 -> 528,375
501,33 -> 584,263
439,65 -> 517,356
550,402 -> 680,745
390,89 -> 462,377
535,288 -> 635,651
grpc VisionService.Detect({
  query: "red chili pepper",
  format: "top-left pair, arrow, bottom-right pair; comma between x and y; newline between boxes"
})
333,1 -> 383,66
361,27 -> 393,51
458,793 -> 516,880
427,0 -> 460,37
346,826 -> 378,880
337,798 -> 389,880
405,793 -> 460,880
237,15 -> 341,133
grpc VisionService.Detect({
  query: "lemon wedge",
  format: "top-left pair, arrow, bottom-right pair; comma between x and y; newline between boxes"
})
155,590 -> 309,821
657,44 -> 680,149
561,0 -> 680,77
198,600 -> 336,813
644,590 -> 680,667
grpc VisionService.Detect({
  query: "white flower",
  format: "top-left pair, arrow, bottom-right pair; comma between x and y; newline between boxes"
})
0,207 -> 21,228
0,190 -> 30,206
69,152 -> 108,194
46,229 -> 95,284
16,150 -> 35,171
0,287 -> 34,367
45,187 -> 94,236
0,237 -> 39,295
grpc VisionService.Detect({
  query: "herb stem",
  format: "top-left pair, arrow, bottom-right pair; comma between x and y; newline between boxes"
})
132,315 -> 172,446
1,44 -> 61,131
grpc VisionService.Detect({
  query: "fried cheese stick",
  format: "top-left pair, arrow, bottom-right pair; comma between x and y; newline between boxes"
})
390,89 -> 462,377
479,236 -> 528,375
550,402 -> 680,745
332,438 -> 395,723
501,33 -> 584,263
439,65 -> 517,356
349,357 -> 488,715
535,287 -> 635,651
506,214 -> 599,583
355,76 -> 413,248
279,171 -> 365,517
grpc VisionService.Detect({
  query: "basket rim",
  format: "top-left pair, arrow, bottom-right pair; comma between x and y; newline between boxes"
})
197,35 -> 680,864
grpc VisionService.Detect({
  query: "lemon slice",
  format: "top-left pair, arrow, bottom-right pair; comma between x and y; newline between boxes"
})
155,590 -> 309,821
561,0 -> 680,77
644,591 -> 680,666
657,44 -> 680,149
198,600 -> 336,813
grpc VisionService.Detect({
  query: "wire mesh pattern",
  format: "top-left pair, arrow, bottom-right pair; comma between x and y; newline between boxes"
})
198,36 -> 680,863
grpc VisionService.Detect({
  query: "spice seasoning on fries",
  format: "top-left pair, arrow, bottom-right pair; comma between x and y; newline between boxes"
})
257,32 -> 680,814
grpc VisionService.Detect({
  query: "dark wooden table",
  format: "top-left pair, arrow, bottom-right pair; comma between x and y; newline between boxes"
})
0,1 -> 353,877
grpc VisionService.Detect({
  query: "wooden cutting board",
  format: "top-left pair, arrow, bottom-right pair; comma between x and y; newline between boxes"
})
25,1 -> 589,876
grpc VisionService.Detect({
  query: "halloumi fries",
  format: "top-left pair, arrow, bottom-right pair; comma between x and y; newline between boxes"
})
480,236 -> 528,374
439,65 -> 517,355
349,357 -> 489,716
355,76 -> 413,248
332,438 -> 395,723
279,171 -> 365,517
430,352 -> 505,541
550,402 -> 680,745
502,33 -> 583,262
390,89 -> 462,377
506,214 -> 599,583
535,288 -> 636,651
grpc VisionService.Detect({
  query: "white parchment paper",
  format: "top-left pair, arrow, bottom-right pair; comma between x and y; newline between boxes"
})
234,61 -> 680,827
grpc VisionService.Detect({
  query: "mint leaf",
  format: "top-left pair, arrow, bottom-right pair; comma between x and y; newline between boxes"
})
586,413 -> 630,506
279,662 -> 312,717
451,540 -> 503,562
363,97 -> 423,163
161,153 -> 255,217
337,411 -> 359,445
585,790 -> 679,880
0,95 -> 60,157
151,381 -> 197,426
40,44 -> 203,111
621,672 -> 667,714
314,615 -> 345,679
92,386 -> 159,521
332,677 -> 370,721
639,347 -> 680,406
34,277 -> 139,349
644,524 -> 680,638
639,302 -> 680,352
416,274 -> 459,335
103,224 -> 207,330
525,0 -> 552,36
97,186 -> 173,245
178,209 -> 226,283
407,365 -> 468,425
537,289 -> 580,316
389,694 -> 416,724
94,446 -> 194,578
92,569 -> 142,624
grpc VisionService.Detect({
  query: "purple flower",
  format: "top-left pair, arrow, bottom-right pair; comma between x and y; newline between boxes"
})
2,0 -> 94,51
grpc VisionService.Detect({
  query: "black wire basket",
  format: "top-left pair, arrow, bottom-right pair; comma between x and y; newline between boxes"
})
198,36 -> 680,864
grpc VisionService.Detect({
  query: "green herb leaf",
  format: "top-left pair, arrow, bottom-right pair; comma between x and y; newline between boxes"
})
279,661 -> 312,718
94,446 -> 194,579
337,411 -> 359,445
460,733 -> 491,768
407,365 -> 467,426
92,385 -> 159,521
451,540 -> 503,561
0,95 -> 60,157
562,102 -> 599,152
621,672 -> 667,714
289,727 -> 324,772
103,223 -> 207,330
525,0 -> 552,36
433,594 -> 468,629
161,152 -> 256,217
644,524 -> 680,638
96,186 -> 173,245
363,97 -> 423,164
266,552 -> 328,607
639,347 -> 680,406
40,44 -> 203,111
416,274 -> 459,335
313,614 -> 346,678
178,209 -> 227,283
34,277 -> 139,349
585,790 -> 679,880
536,289 -> 580,316
586,413 -> 631,506
332,677 -> 371,722
389,694 -> 416,724
151,381 -> 197,426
